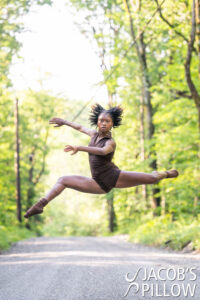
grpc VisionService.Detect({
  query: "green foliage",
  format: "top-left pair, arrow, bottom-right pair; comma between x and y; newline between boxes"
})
0,0 -> 200,251
67,0 -> 200,249
0,90 -> 68,231
129,214 -> 200,251
0,224 -> 36,251
0,0 -> 53,246
0,0 -> 52,89
40,195 -> 108,237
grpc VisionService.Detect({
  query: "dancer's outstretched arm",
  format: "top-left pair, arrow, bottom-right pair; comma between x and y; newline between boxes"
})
49,117 -> 97,137
64,140 -> 115,156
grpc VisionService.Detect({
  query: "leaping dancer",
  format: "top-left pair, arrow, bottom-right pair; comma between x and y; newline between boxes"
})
24,104 -> 179,218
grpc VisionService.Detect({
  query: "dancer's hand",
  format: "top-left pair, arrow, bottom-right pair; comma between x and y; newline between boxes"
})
64,145 -> 79,155
49,117 -> 66,127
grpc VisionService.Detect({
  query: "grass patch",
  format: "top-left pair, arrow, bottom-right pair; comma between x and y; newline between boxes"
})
0,224 -> 36,251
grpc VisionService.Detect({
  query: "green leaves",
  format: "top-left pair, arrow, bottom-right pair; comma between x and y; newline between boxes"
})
66,0 -> 200,247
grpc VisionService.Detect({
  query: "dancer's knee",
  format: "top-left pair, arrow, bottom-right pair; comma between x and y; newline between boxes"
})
150,174 -> 159,184
57,176 -> 69,187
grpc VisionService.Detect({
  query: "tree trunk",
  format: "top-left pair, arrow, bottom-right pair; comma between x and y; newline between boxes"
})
196,0 -> 200,77
106,190 -> 117,232
184,0 -> 200,133
154,0 -> 200,133
161,188 -> 166,215
140,95 -> 148,208
14,98 -> 21,222
26,148 -> 36,211
105,93 -> 117,232
124,0 -> 161,210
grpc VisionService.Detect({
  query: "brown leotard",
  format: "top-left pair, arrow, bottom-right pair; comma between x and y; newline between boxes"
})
88,132 -> 121,193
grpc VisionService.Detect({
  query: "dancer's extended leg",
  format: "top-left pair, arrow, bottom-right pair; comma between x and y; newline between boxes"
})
115,170 -> 178,188
24,176 -> 105,218
45,175 -> 105,201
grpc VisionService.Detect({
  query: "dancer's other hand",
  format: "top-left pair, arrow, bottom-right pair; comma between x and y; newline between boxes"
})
64,145 -> 79,155
49,117 -> 66,127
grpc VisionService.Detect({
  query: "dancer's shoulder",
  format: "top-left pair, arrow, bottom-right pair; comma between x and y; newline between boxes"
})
105,138 -> 116,151
79,126 -> 97,137
90,130 -> 98,138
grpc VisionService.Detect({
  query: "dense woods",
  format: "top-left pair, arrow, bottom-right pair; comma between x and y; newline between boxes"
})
0,0 -> 200,251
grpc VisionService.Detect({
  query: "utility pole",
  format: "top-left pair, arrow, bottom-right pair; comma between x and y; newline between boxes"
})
14,98 -> 22,222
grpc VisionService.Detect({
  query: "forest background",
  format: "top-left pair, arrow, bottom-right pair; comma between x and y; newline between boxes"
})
0,0 -> 200,252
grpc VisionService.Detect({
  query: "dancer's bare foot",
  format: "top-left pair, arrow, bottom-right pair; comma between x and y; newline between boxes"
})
24,198 -> 48,218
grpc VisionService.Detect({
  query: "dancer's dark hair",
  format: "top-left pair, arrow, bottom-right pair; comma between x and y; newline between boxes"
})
89,103 -> 123,128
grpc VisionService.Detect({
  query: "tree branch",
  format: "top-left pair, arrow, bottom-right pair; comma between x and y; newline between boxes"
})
174,90 -> 192,99
154,0 -> 197,54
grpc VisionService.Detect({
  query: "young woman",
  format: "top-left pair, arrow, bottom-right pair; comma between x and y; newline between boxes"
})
24,104 -> 178,218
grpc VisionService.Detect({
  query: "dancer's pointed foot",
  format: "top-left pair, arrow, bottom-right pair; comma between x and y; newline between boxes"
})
24,198 -> 48,218
152,169 -> 179,183
165,169 -> 179,178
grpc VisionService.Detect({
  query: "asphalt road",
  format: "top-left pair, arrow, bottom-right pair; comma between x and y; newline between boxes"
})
0,236 -> 199,300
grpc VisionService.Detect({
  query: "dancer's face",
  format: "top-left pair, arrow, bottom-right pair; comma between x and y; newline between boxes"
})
97,113 -> 113,133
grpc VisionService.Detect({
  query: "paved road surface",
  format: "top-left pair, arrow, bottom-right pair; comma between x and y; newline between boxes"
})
0,236 -> 200,300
